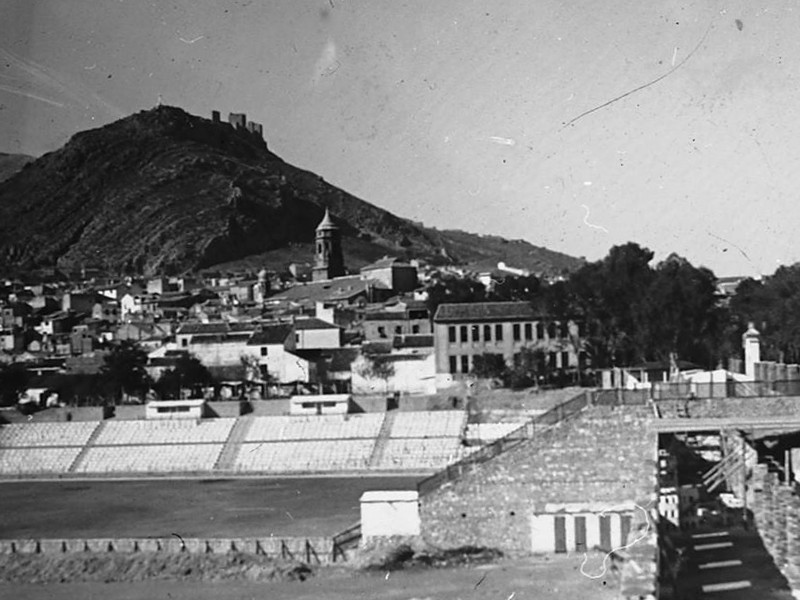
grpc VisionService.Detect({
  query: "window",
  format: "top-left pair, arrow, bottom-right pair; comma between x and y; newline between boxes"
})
561,351 -> 570,369
295,333 -> 300,343
322,401 -> 336,407
483,324 -> 492,341
547,322 -> 557,339
460,355 -> 469,374
378,326 -> 386,338
395,326 -> 402,335
157,405 -> 190,413
449,356 -> 457,373
412,325 -> 420,334
524,323 -> 532,340
495,324 -> 503,341
536,322 -> 544,339
460,326 -> 468,343
549,352 -> 557,369
560,322 -> 569,338
448,326 -> 456,343
260,347 -> 267,357
301,402 -> 315,409
512,324 -> 521,341
471,325 -> 480,342
181,338 -> 188,347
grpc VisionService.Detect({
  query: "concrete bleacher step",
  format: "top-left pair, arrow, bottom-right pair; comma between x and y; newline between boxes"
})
368,411 -> 397,468
67,421 -> 106,473
214,417 -> 254,471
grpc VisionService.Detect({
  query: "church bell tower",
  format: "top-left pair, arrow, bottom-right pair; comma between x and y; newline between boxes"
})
312,208 -> 345,281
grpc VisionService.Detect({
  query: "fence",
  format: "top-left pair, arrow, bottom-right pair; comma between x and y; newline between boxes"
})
651,379 -> 800,400
331,521 -> 362,562
0,536 -> 345,563
418,390 -> 593,496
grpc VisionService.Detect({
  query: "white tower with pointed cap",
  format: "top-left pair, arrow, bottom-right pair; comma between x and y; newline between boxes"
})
742,322 -> 760,380
312,208 -> 345,281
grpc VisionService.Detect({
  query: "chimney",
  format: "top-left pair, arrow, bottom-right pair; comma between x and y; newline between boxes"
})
211,110 -> 221,123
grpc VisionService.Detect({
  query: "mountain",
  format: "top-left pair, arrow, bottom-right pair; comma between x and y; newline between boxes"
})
0,106 -> 583,277
0,153 -> 33,183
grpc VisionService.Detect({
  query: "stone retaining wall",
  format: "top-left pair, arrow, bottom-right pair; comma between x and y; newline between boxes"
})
750,464 -> 800,588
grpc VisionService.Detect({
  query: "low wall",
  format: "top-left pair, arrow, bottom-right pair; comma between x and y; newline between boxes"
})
248,400 -> 290,416
110,405 -> 146,420
204,401 -> 247,418
0,406 -> 110,423
0,536 -> 342,563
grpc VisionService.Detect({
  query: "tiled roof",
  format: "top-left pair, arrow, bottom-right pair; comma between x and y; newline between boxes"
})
177,321 -> 257,335
433,301 -> 539,323
267,275 -> 387,305
189,333 -> 252,345
247,324 -> 293,345
293,317 -> 340,330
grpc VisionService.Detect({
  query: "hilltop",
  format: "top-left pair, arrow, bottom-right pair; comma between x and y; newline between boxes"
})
0,106 -> 583,276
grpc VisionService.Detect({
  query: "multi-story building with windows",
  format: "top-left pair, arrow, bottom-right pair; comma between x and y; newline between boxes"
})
432,301 -> 585,388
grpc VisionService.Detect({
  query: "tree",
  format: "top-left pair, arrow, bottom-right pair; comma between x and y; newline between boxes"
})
100,341 -> 151,402
567,243 -> 655,367
470,353 -> 507,381
356,355 -> 396,393
503,346 -> 547,389
424,274 -> 486,316
642,254 -> 725,367
154,354 -> 213,400
730,265 -> 800,363
487,274 -> 543,303
0,363 -> 29,406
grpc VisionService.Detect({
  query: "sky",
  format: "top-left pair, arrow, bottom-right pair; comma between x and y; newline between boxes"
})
0,0 -> 798,277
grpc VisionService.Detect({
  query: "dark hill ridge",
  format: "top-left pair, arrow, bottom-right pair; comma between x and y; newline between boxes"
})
0,106 -> 583,276
0,152 -> 33,183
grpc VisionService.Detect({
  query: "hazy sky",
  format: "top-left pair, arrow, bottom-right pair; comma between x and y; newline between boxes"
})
1,0 -> 797,277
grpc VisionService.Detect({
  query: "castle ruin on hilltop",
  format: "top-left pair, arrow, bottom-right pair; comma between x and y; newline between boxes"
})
211,110 -> 264,144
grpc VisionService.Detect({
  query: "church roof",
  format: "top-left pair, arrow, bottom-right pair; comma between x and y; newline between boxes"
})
316,208 -> 337,230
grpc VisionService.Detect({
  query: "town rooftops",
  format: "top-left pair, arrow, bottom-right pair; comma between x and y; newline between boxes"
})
433,301 -> 539,323
267,275 -> 382,305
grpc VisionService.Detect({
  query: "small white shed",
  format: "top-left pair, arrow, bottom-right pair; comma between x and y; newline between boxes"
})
360,490 -> 420,537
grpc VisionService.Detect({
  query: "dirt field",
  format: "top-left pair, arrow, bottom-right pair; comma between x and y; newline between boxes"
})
0,554 -> 621,600
0,476 -> 420,539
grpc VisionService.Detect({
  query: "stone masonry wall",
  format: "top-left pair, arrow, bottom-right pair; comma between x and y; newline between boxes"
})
750,464 -> 800,588
420,405 -> 658,553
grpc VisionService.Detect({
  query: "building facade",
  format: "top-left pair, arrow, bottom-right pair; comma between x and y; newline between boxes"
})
432,301 -> 584,388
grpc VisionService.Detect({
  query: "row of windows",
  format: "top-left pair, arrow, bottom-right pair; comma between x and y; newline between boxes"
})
376,324 -> 422,338
447,321 -> 574,345
448,351 -> 575,374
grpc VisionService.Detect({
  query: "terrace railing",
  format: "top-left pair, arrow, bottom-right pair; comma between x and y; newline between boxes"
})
651,379 -> 800,400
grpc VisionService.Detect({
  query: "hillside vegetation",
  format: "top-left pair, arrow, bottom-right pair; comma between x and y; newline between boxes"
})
0,106 -> 582,276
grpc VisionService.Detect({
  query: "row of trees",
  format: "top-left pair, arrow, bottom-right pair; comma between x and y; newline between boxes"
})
0,342 -> 214,407
426,243 -> 740,370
